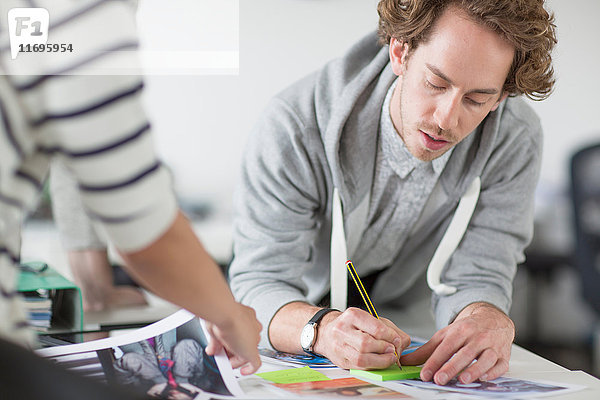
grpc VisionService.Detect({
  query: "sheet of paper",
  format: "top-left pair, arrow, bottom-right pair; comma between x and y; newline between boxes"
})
256,366 -> 331,384
390,375 -> 587,398
272,377 -> 413,398
36,309 -> 243,397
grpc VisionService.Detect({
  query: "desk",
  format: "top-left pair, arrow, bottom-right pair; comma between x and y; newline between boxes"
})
236,301 -> 600,398
395,304 -> 600,398
23,218 -> 600,397
38,306 -> 600,399
505,345 -> 600,399
241,344 -> 600,399
376,304 -> 599,398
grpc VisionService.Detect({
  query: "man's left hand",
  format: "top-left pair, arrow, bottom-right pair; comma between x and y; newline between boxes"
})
401,302 -> 515,385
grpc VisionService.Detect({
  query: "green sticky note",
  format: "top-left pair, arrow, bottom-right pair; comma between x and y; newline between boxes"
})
350,365 -> 422,381
256,366 -> 332,384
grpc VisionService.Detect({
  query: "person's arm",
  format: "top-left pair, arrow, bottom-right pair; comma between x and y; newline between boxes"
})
402,103 -> 543,384
229,97 -> 409,369
50,160 -> 146,312
67,249 -> 147,312
119,211 -> 261,375
10,0 -> 261,384
32,42 -> 261,376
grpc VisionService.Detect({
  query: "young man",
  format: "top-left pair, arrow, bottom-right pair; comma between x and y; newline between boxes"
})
0,0 -> 260,397
230,0 -> 556,386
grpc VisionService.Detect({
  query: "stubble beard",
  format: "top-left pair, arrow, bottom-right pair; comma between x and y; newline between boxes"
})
395,79 -> 456,162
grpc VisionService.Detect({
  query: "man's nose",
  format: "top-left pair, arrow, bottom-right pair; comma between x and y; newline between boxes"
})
433,93 -> 460,131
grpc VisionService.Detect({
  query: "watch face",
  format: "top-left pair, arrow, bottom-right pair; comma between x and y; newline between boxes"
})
300,323 -> 316,350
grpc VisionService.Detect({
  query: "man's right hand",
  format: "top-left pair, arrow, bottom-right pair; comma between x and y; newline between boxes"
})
312,307 -> 410,370
205,302 -> 262,375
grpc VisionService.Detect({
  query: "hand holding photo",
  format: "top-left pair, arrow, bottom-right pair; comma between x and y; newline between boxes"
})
36,310 -> 244,398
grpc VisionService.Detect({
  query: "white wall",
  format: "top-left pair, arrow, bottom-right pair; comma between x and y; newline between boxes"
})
138,0 -> 600,214
139,0 -> 379,209
527,0 -> 600,189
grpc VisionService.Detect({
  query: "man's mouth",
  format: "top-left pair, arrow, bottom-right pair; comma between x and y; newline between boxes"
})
420,130 -> 449,150
424,131 -> 446,142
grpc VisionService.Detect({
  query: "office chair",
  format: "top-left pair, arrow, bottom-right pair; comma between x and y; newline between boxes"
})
570,142 -> 600,315
570,142 -> 600,377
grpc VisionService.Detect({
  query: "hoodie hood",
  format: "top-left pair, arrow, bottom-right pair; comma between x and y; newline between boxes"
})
313,32 -> 505,260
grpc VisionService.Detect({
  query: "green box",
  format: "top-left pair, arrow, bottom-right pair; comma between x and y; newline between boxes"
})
17,262 -> 83,333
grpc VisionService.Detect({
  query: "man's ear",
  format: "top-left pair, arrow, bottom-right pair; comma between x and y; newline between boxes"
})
490,91 -> 510,111
389,38 -> 409,76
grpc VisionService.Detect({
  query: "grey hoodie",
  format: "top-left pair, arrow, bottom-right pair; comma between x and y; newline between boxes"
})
230,32 -> 542,348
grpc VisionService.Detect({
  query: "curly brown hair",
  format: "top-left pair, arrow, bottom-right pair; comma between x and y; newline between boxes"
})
377,0 -> 557,101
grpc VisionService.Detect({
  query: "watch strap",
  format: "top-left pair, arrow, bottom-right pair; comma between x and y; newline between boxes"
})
303,308 -> 339,356
308,308 -> 338,325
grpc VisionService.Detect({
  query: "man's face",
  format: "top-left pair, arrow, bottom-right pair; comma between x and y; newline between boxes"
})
388,6 -> 515,162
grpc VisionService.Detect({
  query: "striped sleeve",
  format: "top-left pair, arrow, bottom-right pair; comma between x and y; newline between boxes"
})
3,0 -> 178,251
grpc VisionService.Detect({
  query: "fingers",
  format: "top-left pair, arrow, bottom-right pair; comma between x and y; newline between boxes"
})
228,354 -> 247,369
325,340 -> 397,370
204,303 -> 262,375
346,309 -> 401,344
344,328 -> 397,356
341,332 -> 400,369
204,337 -> 223,356
244,349 -> 262,375
239,355 -> 262,375
343,308 -> 408,353
204,323 -> 218,355
221,346 -> 261,375
458,348 -> 499,384
422,333 -> 465,385
477,356 -> 510,382
380,318 -> 411,351
319,308 -> 409,370
344,349 -> 399,370
207,329 -> 261,375
400,331 -> 443,366
429,342 -> 484,385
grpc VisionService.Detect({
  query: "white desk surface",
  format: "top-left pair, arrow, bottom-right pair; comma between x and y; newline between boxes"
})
82,305 -> 599,398
243,303 -> 600,399
384,303 -> 600,398
242,344 -> 600,399
503,345 -> 600,399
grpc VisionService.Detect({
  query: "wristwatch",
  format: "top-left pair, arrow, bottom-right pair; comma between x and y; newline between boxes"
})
300,308 -> 338,356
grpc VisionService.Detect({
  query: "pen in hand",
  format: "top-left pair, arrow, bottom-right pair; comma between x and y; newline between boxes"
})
346,260 -> 402,370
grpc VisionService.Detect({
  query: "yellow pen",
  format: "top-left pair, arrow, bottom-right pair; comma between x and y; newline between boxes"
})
346,260 -> 402,370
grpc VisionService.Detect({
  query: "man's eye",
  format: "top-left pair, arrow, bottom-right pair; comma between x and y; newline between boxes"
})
425,80 -> 444,91
466,97 -> 485,107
